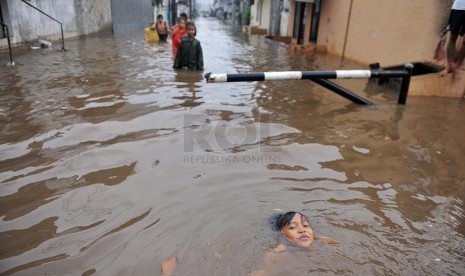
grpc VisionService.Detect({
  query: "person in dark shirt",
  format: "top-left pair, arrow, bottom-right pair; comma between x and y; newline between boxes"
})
173,22 -> 203,70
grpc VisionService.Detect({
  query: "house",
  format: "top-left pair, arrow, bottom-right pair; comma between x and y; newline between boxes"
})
249,0 -> 463,97
213,0 -> 231,19
250,0 -> 450,64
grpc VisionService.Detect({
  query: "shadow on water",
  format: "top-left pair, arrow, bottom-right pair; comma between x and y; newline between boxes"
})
173,70 -> 204,108
0,18 -> 464,275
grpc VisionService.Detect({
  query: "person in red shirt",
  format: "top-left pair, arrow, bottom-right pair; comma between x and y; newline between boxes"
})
171,18 -> 187,57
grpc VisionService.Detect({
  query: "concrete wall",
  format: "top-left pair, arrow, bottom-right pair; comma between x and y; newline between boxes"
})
3,0 -> 112,45
74,0 -> 112,35
317,0 -> 453,66
110,0 -> 152,33
280,9 -> 290,36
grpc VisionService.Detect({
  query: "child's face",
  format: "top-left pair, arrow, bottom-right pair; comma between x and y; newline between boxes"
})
179,20 -> 186,29
280,213 -> 314,247
187,25 -> 196,38
158,17 -> 164,24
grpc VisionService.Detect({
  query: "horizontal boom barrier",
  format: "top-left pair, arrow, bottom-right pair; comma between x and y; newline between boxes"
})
204,64 -> 414,105
205,69 -> 409,83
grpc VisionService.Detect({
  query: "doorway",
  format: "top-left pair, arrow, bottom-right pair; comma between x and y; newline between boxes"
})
292,1 -> 306,44
309,0 -> 321,43
269,0 -> 283,36
292,0 -> 321,45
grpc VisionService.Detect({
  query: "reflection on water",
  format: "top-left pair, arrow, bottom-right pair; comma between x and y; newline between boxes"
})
1,18 -> 464,275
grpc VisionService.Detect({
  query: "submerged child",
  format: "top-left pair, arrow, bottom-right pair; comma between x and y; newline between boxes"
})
250,211 -> 338,275
275,211 -> 337,248
161,211 -> 337,275
173,22 -> 203,70
171,19 -> 187,57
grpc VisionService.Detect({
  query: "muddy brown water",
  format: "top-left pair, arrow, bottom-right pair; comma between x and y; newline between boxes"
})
0,18 -> 464,275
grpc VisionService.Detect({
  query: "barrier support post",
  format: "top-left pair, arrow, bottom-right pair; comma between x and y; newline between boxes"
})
398,63 -> 414,105
311,78 -> 373,105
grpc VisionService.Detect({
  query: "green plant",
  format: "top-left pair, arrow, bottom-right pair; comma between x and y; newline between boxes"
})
242,8 -> 251,25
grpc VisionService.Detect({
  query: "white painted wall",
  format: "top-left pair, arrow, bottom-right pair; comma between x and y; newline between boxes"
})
261,0 -> 271,30
249,0 -> 271,32
280,10 -> 290,35
4,0 -> 112,45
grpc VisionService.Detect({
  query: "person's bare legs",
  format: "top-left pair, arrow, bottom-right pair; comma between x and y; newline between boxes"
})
453,36 -> 465,80
442,32 -> 459,76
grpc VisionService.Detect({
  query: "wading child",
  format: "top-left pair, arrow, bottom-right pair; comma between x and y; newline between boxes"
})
171,19 -> 187,57
173,22 -> 204,70
153,14 -> 170,42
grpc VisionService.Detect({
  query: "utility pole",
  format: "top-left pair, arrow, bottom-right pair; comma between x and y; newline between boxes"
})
232,0 -> 237,25
192,0 -> 196,18
171,0 -> 177,25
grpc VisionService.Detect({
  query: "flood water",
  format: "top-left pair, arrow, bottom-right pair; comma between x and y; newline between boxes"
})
1,17 -> 464,275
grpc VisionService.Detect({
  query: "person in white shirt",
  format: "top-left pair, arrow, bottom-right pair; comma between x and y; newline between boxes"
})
442,0 -> 465,79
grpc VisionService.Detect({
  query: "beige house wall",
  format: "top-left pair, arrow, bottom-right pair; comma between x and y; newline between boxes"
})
250,0 -> 272,31
287,0 -> 296,37
317,0 -> 452,66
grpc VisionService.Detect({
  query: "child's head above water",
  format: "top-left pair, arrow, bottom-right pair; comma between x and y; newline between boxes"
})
276,211 -> 315,247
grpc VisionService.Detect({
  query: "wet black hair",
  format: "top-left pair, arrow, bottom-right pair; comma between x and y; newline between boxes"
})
275,211 -> 309,231
180,12 -> 188,19
157,14 -> 164,20
186,21 -> 197,36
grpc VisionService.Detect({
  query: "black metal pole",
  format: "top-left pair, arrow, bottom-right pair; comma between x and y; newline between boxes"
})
398,63 -> 414,105
20,0 -> 66,51
312,78 -> 373,105
60,24 -> 66,51
6,25 -> 13,65
1,23 -> 14,66
171,0 -> 177,25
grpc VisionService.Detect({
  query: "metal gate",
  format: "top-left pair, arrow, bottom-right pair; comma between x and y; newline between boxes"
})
110,0 -> 153,33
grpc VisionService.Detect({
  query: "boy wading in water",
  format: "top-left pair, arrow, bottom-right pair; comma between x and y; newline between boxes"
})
153,14 -> 170,42
173,22 -> 204,70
